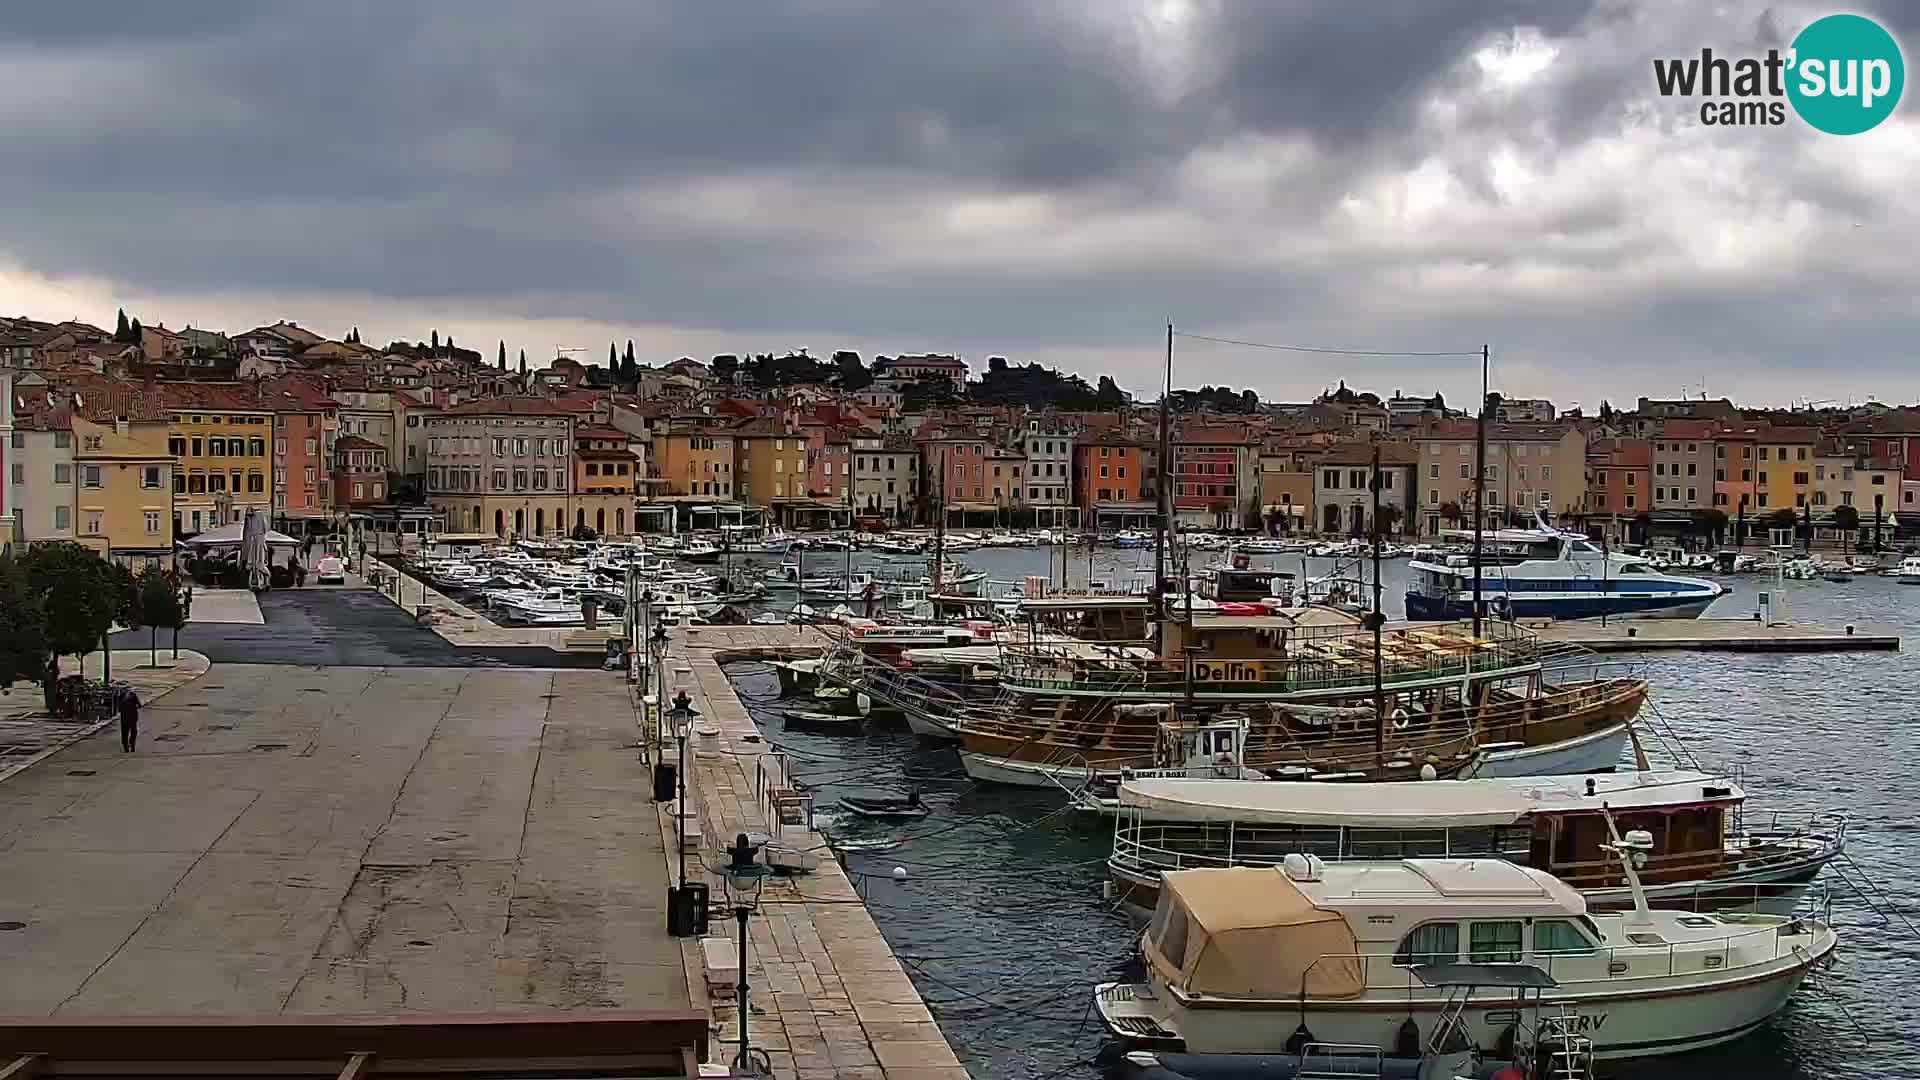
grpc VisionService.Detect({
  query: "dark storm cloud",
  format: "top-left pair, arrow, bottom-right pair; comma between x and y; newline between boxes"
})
0,1 -> 1914,402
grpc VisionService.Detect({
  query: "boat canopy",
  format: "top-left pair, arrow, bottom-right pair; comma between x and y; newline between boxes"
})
1118,770 -> 1739,828
1143,868 -> 1364,1000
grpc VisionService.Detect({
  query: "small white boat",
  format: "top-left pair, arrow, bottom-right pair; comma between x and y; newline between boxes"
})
1897,557 -> 1920,584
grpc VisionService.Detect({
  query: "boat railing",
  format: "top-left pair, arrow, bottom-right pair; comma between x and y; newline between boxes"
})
1110,820 -> 1529,878
1281,915 -> 1826,1001
1739,809 -> 1850,848
998,631 -> 1543,697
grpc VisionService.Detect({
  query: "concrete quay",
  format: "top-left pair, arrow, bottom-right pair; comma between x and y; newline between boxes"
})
0,648 -> 212,787
1531,618 -> 1899,653
663,623 -> 972,1080
0,661 -> 690,1021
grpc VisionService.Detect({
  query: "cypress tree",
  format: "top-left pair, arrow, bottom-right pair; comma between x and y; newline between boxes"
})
115,309 -> 130,342
128,317 -> 143,344
518,348 -> 527,375
498,340 -> 507,369
431,329 -> 439,351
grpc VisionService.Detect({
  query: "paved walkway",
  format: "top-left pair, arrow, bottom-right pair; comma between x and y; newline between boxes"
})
663,625 -> 970,1080
0,649 -> 212,786
188,588 -> 266,625
0,663 -> 685,1018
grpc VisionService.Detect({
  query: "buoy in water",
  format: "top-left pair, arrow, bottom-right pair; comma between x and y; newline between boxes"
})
891,866 -> 908,881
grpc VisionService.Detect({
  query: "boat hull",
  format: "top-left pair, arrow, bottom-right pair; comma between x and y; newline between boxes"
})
1459,722 -> 1630,777
1404,590 -> 1717,621
1097,941 -> 1831,1062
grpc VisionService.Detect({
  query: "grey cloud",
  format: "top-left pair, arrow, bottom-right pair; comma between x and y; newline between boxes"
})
0,1 -> 1915,403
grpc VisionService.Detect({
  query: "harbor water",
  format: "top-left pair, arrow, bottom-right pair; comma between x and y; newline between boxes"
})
723,544 -> 1917,1079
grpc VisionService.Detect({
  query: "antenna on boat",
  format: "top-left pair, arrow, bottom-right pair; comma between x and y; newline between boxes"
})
1599,803 -> 1656,926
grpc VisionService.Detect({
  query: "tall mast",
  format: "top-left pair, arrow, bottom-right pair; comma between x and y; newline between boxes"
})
1155,323 -> 1172,620
1370,443 -> 1385,760
1472,344 -> 1488,637
933,449 -> 947,593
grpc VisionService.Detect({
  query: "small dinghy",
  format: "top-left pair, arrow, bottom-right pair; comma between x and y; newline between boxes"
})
837,790 -> 929,819
782,709 -> 862,732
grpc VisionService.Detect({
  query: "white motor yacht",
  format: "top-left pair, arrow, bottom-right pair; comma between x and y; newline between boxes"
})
1897,556 -> 1920,584
1095,829 -> 1835,1063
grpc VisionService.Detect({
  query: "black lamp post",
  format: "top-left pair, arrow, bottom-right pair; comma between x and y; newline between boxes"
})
722,832 -> 770,1077
647,621 -> 669,762
670,688 -> 697,888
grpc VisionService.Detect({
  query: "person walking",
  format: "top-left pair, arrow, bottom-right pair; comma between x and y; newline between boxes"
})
118,688 -> 141,753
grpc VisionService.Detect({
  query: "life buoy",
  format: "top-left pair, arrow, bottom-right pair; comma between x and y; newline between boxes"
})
1391,709 -> 1410,730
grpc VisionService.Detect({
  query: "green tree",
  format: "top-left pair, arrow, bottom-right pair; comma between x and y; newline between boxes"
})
711,354 -> 739,384
498,340 -> 507,369
431,329 -> 439,351
1439,501 -> 1463,526
518,348 -> 527,375
135,567 -> 185,667
831,350 -> 872,391
0,554 -> 48,689
114,308 -> 130,342
1832,503 -> 1861,553
20,543 -> 129,694
609,342 -> 618,369
1375,503 -> 1405,537
128,317 -> 143,345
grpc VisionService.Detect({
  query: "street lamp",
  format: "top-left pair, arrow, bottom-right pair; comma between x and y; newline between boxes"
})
670,688 -> 698,888
722,832 -> 771,1078
647,620 -> 669,761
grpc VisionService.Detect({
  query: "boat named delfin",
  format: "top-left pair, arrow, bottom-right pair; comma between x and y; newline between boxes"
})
1406,515 -> 1725,621
957,609 -> 1645,789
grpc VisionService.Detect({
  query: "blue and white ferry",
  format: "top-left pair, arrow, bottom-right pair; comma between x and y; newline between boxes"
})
1405,516 -> 1724,621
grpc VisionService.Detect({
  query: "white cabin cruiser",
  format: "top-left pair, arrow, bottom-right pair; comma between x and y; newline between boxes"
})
1096,820 -> 1836,1063
1897,556 -> 1920,584
1407,516 -> 1724,621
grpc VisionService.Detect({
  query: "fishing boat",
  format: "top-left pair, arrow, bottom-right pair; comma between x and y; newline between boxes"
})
677,537 -> 722,564
1106,770 -> 1845,918
954,611 -> 1646,790
1094,820 -> 1837,1062
1406,515 -> 1724,621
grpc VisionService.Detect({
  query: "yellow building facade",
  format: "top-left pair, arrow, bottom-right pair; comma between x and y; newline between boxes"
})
72,415 -> 174,559
168,406 -> 274,534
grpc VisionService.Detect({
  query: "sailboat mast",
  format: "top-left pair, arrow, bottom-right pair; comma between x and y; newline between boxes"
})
1371,443 -> 1385,759
933,449 -> 947,594
1472,344 -> 1488,637
1155,323 -> 1172,619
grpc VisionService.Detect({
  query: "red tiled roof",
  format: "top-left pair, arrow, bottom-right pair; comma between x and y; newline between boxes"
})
333,435 -> 386,452
440,397 -> 574,417
574,424 -> 627,440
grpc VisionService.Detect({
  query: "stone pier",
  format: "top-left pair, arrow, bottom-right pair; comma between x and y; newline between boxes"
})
660,625 -> 970,1080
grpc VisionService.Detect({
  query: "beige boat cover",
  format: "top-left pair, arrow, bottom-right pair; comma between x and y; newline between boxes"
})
1143,867 -> 1365,1000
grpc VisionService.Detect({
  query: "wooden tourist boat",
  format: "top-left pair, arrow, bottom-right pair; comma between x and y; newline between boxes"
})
953,613 -> 1648,789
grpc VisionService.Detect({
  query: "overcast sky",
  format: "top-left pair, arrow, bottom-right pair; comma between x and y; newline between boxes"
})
2,1 -> 1914,408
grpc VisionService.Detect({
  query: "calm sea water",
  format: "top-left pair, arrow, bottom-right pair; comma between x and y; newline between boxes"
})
725,545 -> 1918,1079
